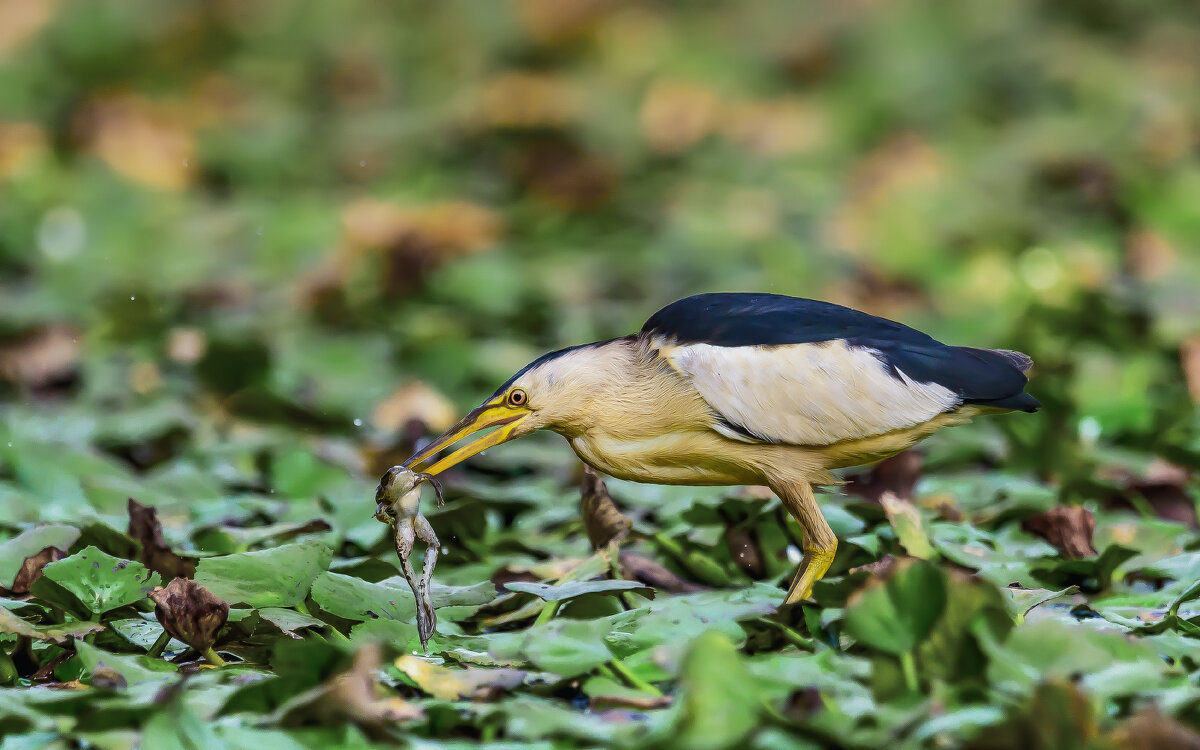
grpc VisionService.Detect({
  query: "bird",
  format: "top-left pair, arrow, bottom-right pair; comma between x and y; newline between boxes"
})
402,293 -> 1040,603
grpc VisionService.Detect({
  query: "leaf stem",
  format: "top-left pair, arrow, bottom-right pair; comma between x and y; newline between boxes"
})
533,600 -> 560,625
609,657 -> 662,697
147,629 -> 172,658
201,646 -> 227,667
0,650 -> 17,685
900,650 -> 918,693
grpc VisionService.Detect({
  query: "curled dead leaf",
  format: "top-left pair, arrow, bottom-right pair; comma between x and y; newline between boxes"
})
328,644 -> 423,724
0,121 -> 48,178
128,498 -> 197,580
474,71 -> 578,129
618,554 -> 703,594
1021,507 -> 1097,559
580,466 -> 631,550
0,0 -> 58,57
372,382 -> 458,434
640,80 -> 721,155
844,451 -> 923,504
1182,335 -> 1200,405
149,578 -> 229,652
72,93 -> 195,190
590,692 -> 673,710
515,0 -> 610,44
1109,706 -> 1200,750
0,324 -> 80,392
5,546 -> 66,595
721,97 -> 828,157
90,665 -> 126,690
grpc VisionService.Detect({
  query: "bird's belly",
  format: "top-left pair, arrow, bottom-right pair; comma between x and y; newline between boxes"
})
567,432 -> 760,486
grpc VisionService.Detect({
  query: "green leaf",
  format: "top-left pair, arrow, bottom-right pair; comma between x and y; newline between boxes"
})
75,639 -> 177,686
40,546 -> 160,616
844,559 -> 946,655
194,541 -> 332,608
258,607 -> 328,638
311,572 -> 414,621
520,618 -> 614,677
881,495 -> 936,559
0,525 -> 80,589
0,606 -> 103,643
504,579 -> 654,602
670,631 -> 763,750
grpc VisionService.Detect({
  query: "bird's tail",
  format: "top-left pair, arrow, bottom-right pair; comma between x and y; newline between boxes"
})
988,348 -> 1034,374
954,346 -> 1041,412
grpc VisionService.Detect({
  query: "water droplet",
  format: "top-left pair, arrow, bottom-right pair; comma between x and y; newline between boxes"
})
353,418 -> 363,427
6,443 -> 11,448
359,160 -> 366,167
130,296 -> 136,301
786,545 -> 802,564
440,546 -> 448,554
256,227 -> 264,236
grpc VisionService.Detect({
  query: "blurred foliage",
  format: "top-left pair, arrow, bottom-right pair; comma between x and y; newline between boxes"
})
1,0 -> 1200,747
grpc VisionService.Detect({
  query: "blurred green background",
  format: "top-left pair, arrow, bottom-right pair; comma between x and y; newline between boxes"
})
2,0 -> 1198,440
3,1 -> 1200,747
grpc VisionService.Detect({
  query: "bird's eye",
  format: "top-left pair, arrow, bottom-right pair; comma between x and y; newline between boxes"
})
508,388 -> 528,407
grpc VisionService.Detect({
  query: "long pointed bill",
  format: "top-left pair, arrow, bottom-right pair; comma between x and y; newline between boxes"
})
402,398 -> 530,476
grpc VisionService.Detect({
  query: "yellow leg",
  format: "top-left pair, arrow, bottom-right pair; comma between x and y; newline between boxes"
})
775,480 -> 838,604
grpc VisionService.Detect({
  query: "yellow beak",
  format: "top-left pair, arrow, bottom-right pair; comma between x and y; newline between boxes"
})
402,398 -> 530,476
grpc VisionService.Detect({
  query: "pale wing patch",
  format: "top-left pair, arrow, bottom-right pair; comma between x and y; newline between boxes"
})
663,340 -> 961,446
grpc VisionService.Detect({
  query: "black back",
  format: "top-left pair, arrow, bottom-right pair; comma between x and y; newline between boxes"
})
642,293 -> 1039,412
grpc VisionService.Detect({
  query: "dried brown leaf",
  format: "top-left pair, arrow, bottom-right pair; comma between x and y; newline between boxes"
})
844,451 -> 923,504
372,382 -> 458,434
0,324 -> 80,391
327,645 -> 423,724
128,498 -> 197,580
8,546 -> 66,595
1021,507 -> 1097,559
149,578 -> 229,651
580,466 -> 631,550
1183,335 -> 1200,405
1110,706 -> 1200,750
73,93 -> 195,190
618,554 -> 703,594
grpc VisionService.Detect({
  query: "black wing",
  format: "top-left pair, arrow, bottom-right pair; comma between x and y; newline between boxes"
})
642,293 -> 1039,412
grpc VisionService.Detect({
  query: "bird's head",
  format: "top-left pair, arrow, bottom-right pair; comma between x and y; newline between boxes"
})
402,341 -> 625,476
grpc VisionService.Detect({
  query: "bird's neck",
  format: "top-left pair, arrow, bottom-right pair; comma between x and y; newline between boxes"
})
549,336 -> 710,441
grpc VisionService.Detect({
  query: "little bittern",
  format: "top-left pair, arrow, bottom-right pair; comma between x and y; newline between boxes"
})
404,293 -> 1039,602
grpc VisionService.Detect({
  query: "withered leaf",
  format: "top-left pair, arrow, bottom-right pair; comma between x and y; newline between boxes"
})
1022,507 -> 1097,559
6,546 -> 66,595
618,554 -> 703,594
580,466 -> 631,550
148,578 -> 229,652
128,498 -> 196,580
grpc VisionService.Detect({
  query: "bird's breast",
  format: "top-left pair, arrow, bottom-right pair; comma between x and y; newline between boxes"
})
567,431 -> 761,486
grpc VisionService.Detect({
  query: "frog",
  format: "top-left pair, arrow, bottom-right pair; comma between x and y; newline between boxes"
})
374,466 -> 443,651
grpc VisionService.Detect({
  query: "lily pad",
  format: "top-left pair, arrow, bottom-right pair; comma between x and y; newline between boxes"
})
195,541 -> 332,608
843,559 -> 946,655
40,546 -> 160,616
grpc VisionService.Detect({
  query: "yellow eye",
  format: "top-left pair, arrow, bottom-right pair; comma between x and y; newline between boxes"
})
508,388 -> 528,407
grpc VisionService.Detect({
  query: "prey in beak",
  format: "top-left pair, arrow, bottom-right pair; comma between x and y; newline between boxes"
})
402,392 -> 532,476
